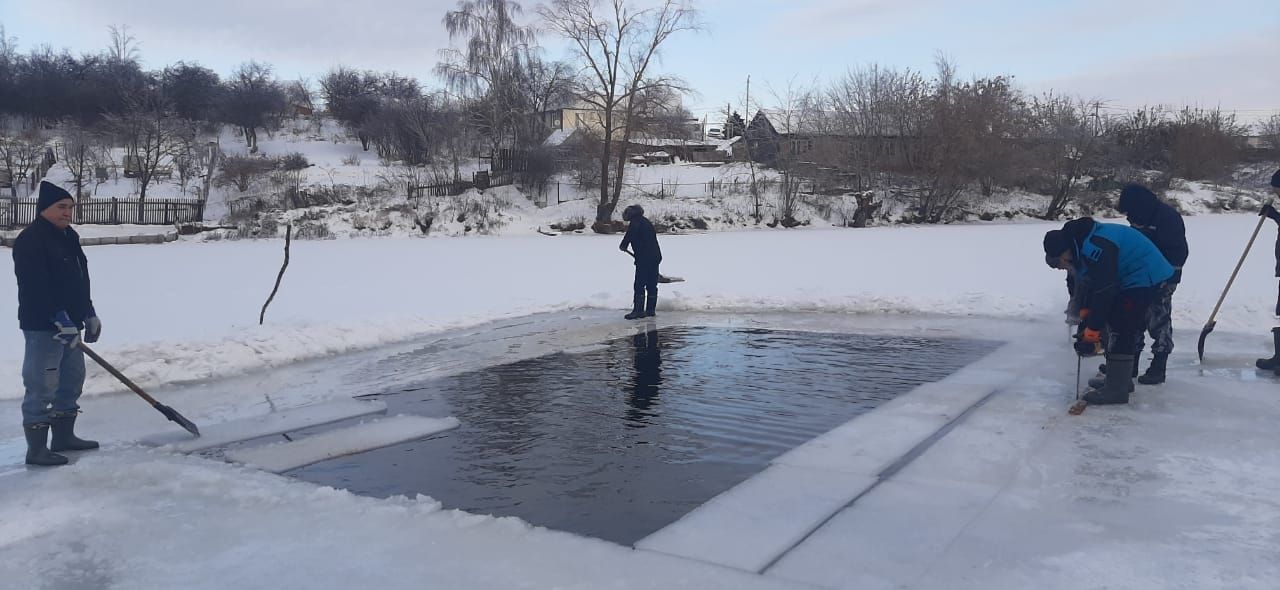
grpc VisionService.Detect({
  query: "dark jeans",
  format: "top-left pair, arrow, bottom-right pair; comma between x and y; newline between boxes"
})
633,260 -> 659,313
1106,287 -> 1154,358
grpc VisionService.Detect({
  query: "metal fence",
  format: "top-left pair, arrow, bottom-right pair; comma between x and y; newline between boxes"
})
2,197 -> 205,228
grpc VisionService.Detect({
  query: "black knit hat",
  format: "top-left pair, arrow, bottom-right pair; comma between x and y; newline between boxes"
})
37,181 -> 74,213
622,204 -> 644,221
1043,229 -> 1071,267
1271,168 -> 1280,188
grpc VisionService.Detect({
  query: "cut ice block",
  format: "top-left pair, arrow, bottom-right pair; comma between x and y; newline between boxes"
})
142,399 -> 388,452
226,415 -> 460,473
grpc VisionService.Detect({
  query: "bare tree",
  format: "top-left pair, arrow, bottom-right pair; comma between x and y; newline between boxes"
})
539,0 -> 698,232
1260,114 -> 1280,153
105,99 -> 190,206
1031,94 -> 1103,219
437,0 -> 538,152
107,24 -> 140,64
224,62 -> 287,153
320,67 -> 383,150
765,80 -> 818,226
0,129 -> 44,198
60,123 -> 98,198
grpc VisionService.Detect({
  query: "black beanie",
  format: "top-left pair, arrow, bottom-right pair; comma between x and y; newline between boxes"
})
37,181 -> 74,213
1043,229 -> 1071,266
1271,169 -> 1280,188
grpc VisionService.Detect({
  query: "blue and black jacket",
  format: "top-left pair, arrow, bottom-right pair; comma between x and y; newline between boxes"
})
1064,218 -> 1173,332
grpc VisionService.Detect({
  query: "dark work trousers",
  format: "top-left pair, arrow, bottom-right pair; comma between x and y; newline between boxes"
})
633,260 -> 660,314
1106,287 -> 1155,358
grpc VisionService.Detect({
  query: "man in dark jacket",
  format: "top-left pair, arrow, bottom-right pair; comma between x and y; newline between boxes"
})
619,204 -> 662,320
13,181 -> 101,466
1044,217 -> 1174,406
1253,169 -> 1280,371
1116,184 -> 1188,385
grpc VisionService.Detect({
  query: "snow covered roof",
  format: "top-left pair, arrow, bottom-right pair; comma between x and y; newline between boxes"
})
542,128 -> 578,147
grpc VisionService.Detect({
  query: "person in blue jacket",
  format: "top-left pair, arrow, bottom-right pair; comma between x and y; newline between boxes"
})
1044,217 -> 1174,405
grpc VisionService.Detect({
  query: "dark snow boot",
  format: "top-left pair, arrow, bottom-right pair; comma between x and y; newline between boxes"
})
24,424 -> 68,467
1087,375 -> 1134,393
625,292 -> 645,320
1255,328 -> 1280,370
50,414 -> 99,452
1094,362 -> 1137,377
1137,354 -> 1168,385
1083,354 -> 1133,406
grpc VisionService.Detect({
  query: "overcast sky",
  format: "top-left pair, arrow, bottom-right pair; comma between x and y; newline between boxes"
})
1,0 -> 1276,123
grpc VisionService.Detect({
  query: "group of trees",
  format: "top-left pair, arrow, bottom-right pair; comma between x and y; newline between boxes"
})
6,4 -> 1269,228
0,24 -> 298,202
741,56 -> 1272,222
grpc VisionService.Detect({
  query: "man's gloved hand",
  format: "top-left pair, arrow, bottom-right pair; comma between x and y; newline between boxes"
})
1261,203 -> 1280,222
83,315 -> 101,344
1073,327 -> 1102,356
51,311 -> 81,347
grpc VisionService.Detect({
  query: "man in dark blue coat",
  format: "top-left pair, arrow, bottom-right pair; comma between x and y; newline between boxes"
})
1044,217 -> 1174,406
1116,184 -> 1188,384
13,181 -> 102,466
619,204 -> 662,320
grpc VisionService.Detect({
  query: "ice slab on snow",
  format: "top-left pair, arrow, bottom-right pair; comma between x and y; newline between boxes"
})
636,464 -> 876,573
141,399 -> 388,452
226,415 -> 460,473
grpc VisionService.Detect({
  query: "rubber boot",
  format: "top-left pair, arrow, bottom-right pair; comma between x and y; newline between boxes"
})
50,414 -> 99,452
1255,328 -> 1280,370
1137,353 -> 1168,385
1086,373 -> 1133,392
624,292 -> 645,320
644,293 -> 657,318
1083,354 -> 1133,405
24,424 -> 69,467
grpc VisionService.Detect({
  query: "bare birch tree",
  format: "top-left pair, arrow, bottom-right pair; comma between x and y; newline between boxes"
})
538,0 -> 697,232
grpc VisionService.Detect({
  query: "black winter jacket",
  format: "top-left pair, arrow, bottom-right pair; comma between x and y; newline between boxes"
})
12,217 -> 95,331
1118,188 -> 1188,283
620,216 -> 662,264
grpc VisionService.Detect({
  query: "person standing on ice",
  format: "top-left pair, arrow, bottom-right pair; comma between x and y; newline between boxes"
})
1044,217 -> 1173,406
619,204 -> 662,320
12,181 -> 101,466
1252,169 -> 1280,372
1115,184 -> 1188,385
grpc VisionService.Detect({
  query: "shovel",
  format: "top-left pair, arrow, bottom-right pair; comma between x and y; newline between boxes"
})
623,250 -> 684,283
78,343 -> 201,437
1198,200 -> 1272,362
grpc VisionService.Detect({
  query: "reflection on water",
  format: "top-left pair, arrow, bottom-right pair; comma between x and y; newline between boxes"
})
290,326 -> 991,545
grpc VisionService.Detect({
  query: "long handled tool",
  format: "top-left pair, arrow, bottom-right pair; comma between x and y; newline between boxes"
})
78,343 -> 201,437
1068,353 -> 1088,415
623,249 -> 684,283
1198,201 -> 1273,362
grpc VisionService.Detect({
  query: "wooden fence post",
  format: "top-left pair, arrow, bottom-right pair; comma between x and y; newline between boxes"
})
111,198 -> 118,224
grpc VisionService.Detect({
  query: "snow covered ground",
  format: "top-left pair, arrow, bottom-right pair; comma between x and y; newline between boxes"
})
0,214 -> 1278,588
